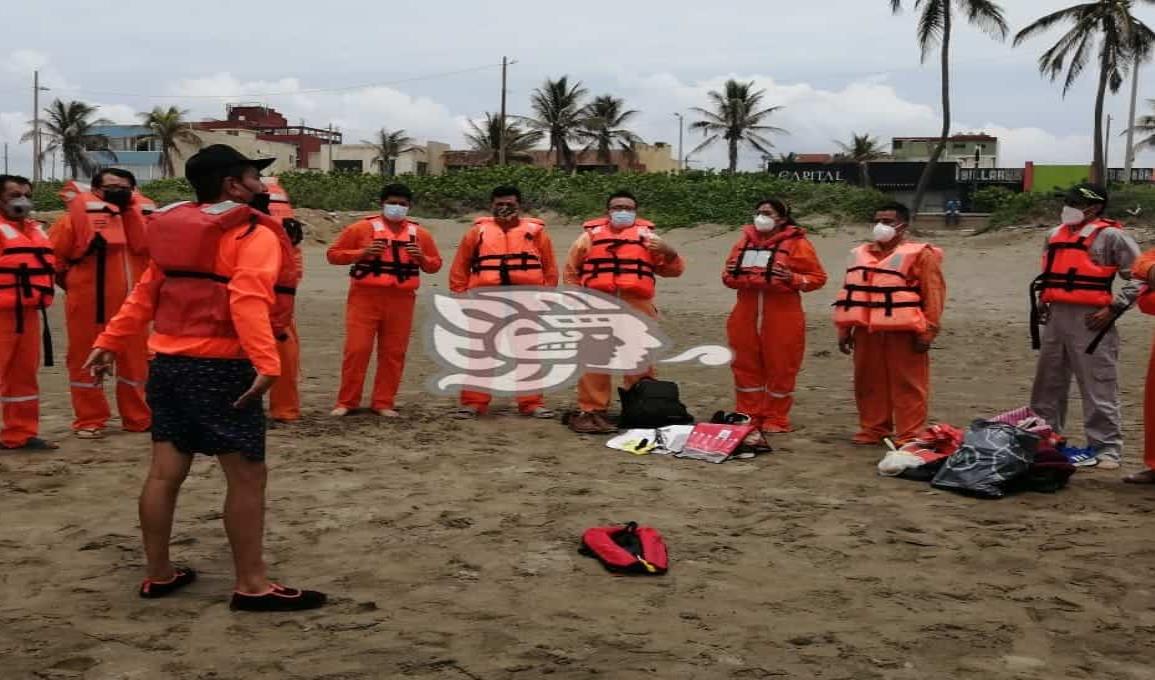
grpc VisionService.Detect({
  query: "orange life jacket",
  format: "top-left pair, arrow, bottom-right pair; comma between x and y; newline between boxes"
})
148,202 -> 296,339
1036,221 -> 1120,308
579,223 -> 657,298
261,177 -> 295,221
833,242 -> 935,333
266,214 -> 300,339
349,218 -> 422,290
728,225 -> 806,291
583,216 -> 655,231
61,188 -> 152,323
0,219 -> 57,364
470,217 -> 547,287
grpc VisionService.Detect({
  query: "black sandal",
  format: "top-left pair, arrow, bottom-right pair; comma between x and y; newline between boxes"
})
139,567 -> 198,598
230,583 -> 327,612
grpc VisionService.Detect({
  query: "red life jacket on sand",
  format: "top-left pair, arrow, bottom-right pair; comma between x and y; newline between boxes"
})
582,216 -> 655,231
0,219 -> 56,365
349,218 -> 422,290
580,522 -> 668,575
728,225 -> 806,291
579,224 -> 657,298
470,217 -> 547,287
833,242 -> 937,333
147,201 -> 298,339
261,177 -> 295,221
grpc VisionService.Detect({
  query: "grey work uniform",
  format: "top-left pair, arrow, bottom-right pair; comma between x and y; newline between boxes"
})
1029,222 -> 1142,461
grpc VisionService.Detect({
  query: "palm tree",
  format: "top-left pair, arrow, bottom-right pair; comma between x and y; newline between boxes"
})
890,1 -> 1009,216
1126,98 -> 1155,151
689,79 -> 788,173
578,95 -> 643,167
22,99 -> 110,179
139,106 -> 202,179
1015,1 -> 1155,184
523,76 -> 589,171
362,128 -> 415,177
464,113 -> 544,164
836,132 -> 888,187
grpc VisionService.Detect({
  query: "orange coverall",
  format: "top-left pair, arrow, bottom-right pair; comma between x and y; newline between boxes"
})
0,217 -> 54,448
327,219 -> 442,412
448,221 -> 558,414
722,227 -> 827,430
50,208 -> 151,432
564,230 -> 684,413
1131,250 -> 1155,473
268,246 -> 303,421
840,241 -> 945,444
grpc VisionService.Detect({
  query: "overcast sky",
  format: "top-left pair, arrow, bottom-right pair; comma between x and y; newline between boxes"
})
4,0 -> 1155,176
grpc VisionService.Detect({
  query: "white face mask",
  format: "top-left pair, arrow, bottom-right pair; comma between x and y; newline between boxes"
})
1061,206 -> 1086,226
609,210 -> 636,228
753,215 -> 776,232
382,204 -> 409,221
872,222 -> 898,243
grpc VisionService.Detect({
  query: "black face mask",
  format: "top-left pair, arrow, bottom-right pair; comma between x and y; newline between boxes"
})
102,188 -> 133,209
248,192 -> 272,215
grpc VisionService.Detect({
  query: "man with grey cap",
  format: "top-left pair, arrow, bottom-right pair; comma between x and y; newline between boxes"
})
1030,182 -> 1141,471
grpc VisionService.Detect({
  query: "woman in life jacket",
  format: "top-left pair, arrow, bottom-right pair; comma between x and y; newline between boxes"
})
723,198 -> 827,433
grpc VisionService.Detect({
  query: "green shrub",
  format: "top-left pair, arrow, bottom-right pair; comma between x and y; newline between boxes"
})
31,168 -> 888,228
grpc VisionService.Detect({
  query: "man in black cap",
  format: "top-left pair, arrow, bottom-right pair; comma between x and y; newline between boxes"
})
1030,182 -> 1141,471
85,144 -> 325,611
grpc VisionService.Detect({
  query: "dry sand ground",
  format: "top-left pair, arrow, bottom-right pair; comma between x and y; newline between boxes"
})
3,214 -> 1155,680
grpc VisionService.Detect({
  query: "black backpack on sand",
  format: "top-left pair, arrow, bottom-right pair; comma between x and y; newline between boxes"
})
618,378 -> 694,428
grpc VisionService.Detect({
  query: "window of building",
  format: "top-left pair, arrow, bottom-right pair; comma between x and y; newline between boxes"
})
417,162 -> 429,176
953,143 -> 967,151
892,140 -> 903,150
333,160 -> 363,173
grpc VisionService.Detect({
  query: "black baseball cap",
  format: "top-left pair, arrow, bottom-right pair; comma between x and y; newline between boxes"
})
185,144 -> 275,179
1064,182 -> 1109,207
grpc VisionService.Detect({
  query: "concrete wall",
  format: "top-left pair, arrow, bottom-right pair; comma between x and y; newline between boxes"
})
174,129 -> 298,176
307,142 -> 449,175
892,139 -> 998,168
1030,164 -> 1092,192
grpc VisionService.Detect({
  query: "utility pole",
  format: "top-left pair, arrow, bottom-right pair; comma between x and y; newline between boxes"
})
1125,57 -> 1141,184
673,113 -> 685,172
498,56 -> 509,166
327,123 -> 334,171
1105,115 -> 1112,180
32,70 -> 42,183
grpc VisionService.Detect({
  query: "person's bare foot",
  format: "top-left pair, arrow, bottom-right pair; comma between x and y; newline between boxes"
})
377,409 -> 400,418
1123,469 -> 1155,484
329,407 -> 350,417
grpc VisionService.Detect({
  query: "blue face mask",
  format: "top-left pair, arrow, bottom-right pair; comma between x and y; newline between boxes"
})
382,204 -> 409,221
609,210 -> 636,228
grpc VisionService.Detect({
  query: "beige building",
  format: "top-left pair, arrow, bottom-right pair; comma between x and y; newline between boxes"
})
891,134 -> 998,169
307,141 -> 449,175
84,125 -> 299,180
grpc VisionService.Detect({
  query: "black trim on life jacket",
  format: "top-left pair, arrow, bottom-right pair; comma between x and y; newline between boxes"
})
730,231 -> 803,281
470,227 -> 543,286
349,233 -> 421,283
580,237 -> 656,285
832,284 -> 923,318
1030,231 -> 1117,350
162,270 -> 231,285
0,256 -> 56,366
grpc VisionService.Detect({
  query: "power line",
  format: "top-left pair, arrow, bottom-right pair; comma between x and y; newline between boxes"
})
21,62 -> 503,100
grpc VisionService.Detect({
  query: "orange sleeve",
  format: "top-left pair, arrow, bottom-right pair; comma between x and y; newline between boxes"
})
48,215 -> 74,274
94,263 -> 162,353
326,220 -> 371,265
914,247 -> 946,342
228,227 -> 282,377
787,237 -> 828,293
449,227 -> 480,293
538,229 -> 559,287
293,247 -> 304,284
1132,248 -> 1155,283
417,228 -> 443,274
564,233 -> 592,286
